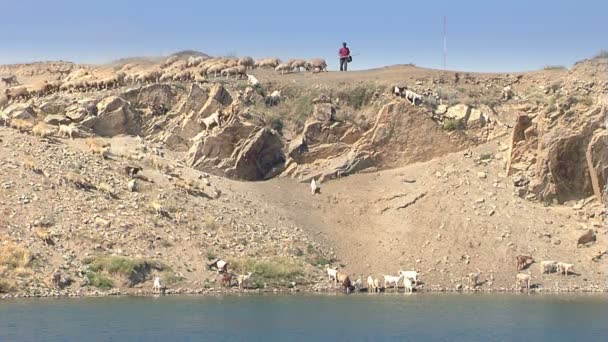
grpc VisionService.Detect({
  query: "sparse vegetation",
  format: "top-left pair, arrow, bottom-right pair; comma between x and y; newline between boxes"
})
86,271 -> 114,289
204,215 -> 218,230
544,65 -> 567,71
0,243 -> 32,270
206,251 -> 218,261
443,118 -> 464,130
231,257 -> 306,287
593,49 -> 608,59
0,280 -> 13,293
83,255 -> 165,288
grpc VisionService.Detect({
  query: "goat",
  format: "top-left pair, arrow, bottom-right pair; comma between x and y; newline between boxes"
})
405,90 -> 422,105
208,259 -> 229,273
32,122 -> 56,138
398,270 -> 418,285
403,277 -> 413,294
556,262 -> 574,276
237,272 -> 252,289
221,272 -> 233,287
577,229 -> 596,247
468,269 -> 482,288
265,90 -> 281,107
63,172 -> 94,190
516,273 -> 531,290
201,111 -> 221,130
540,260 -> 557,274
326,266 -> 338,283
58,123 -> 78,139
125,166 -> 143,178
383,274 -> 402,290
310,178 -> 320,195
337,272 -> 349,286
150,200 -> 170,218
352,277 -> 363,292
153,277 -> 164,293
367,276 -> 377,293
516,255 -> 534,271
86,138 -> 111,159
342,275 -> 352,294
127,179 -> 137,192
35,228 -> 54,245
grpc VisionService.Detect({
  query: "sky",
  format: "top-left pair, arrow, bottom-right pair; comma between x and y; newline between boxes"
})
0,0 -> 606,72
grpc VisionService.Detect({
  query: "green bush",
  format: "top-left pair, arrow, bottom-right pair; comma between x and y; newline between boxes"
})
443,118 -> 464,130
231,257 -> 305,286
86,271 -> 114,289
0,280 -> 12,293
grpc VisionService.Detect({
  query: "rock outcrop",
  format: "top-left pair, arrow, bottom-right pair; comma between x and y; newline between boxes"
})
89,96 -> 142,136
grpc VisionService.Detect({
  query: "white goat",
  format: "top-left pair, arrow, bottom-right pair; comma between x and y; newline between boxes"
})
405,90 -> 422,105
540,260 -> 557,274
265,90 -> 281,107
310,178 -> 320,195
556,262 -> 573,276
247,74 -> 260,87
58,123 -> 78,140
327,266 -> 338,283
353,278 -> 363,292
398,270 -> 418,285
516,273 -> 531,290
383,274 -> 402,290
367,276 -> 377,293
237,272 -> 253,289
201,112 -> 220,130
403,277 -> 413,294
153,277 -> 163,293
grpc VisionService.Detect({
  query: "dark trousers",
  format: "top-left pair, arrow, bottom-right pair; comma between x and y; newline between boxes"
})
340,58 -> 348,71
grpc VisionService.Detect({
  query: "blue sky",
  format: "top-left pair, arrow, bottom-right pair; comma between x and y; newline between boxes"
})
0,0 -> 606,72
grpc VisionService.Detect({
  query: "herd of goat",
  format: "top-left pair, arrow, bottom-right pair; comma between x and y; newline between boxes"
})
1,55 -> 328,104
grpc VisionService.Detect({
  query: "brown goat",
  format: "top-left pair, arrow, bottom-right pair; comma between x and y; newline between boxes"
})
516,255 -> 534,270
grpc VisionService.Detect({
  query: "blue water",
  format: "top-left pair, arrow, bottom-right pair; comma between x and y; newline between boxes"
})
1,294 -> 607,341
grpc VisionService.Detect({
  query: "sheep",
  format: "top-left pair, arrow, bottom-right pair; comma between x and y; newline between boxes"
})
206,63 -> 226,78
275,63 -> 293,75
367,276 -> 377,293
125,166 -> 143,178
247,74 -> 260,87
4,86 -> 29,101
556,262 -> 574,276
305,59 -> 328,72
127,179 -> 137,192
9,118 -> 34,132
402,277 -> 413,294
337,272 -> 349,285
1,75 -> 18,87
255,58 -> 280,69
516,273 -> 531,290
97,182 -> 118,199
153,276 -> 163,293
265,90 -> 281,107
238,56 -> 255,69
222,65 -> 247,79
35,228 -> 54,245
161,56 -> 179,68
22,157 -> 44,175
398,270 -> 418,285
516,255 -> 534,271
237,272 -> 253,289
86,138 -> 111,159
63,172 -> 93,190
540,260 -> 557,274
383,274 -> 402,290
468,269 -> 482,288
289,59 -> 307,72
150,200 -> 170,218
32,122 -> 56,138
58,123 -> 78,140
310,178 -> 320,195
373,278 -> 380,292
327,266 -> 338,283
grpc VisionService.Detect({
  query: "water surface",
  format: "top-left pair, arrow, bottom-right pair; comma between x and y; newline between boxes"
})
1,294 -> 607,341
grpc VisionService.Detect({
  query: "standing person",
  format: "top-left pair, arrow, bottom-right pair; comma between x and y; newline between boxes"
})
339,42 -> 351,71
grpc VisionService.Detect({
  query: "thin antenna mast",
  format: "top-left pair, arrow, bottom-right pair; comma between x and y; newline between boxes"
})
443,16 -> 447,70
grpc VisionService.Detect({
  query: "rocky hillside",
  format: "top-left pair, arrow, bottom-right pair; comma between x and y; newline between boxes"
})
0,53 -> 606,297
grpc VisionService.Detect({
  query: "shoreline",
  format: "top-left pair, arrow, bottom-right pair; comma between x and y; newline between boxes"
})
2,285 -> 606,300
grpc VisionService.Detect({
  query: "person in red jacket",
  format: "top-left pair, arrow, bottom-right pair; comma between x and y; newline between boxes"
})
339,42 -> 351,71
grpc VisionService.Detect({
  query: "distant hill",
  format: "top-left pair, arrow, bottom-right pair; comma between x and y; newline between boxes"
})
169,50 -> 211,59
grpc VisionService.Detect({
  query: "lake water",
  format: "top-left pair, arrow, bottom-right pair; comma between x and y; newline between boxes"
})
1,294 -> 607,341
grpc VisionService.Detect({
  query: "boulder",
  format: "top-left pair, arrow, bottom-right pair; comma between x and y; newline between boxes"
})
121,83 -> 176,108
585,129 -> 608,203
91,96 -> 141,136
38,100 -> 68,116
43,115 -> 71,126
3,103 -> 36,120
312,103 -> 335,122
577,229 -> 596,246
445,104 -> 471,122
